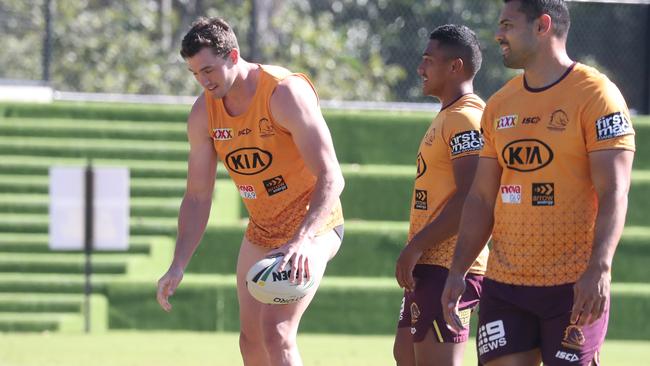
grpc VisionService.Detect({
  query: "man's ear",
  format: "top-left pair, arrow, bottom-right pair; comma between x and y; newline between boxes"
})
451,57 -> 464,74
536,14 -> 553,36
228,48 -> 240,64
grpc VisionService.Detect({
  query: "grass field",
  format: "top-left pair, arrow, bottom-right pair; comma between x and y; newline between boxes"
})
0,332 -> 648,365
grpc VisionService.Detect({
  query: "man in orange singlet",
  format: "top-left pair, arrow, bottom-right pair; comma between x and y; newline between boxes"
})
393,24 -> 488,366
441,1 -> 635,365
155,17 -> 344,366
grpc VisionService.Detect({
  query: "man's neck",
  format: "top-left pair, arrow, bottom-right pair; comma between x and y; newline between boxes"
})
438,81 -> 473,110
523,45 -> 574,89
223,61 -> 259,115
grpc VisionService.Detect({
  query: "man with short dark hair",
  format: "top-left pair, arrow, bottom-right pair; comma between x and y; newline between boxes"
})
156,17 -> 345,366
442,1 -> 635,365
393,24 -> 489,366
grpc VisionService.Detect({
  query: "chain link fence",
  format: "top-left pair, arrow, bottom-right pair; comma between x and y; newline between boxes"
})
1,0 -> 648,113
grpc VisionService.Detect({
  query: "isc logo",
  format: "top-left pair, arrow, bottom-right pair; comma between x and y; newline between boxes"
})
555,351 -> 579,362
501,139 -> 554,172
226,147 -> 273,175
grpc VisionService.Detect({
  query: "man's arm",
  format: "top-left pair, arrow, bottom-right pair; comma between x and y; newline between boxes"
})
395,155 -> 479,291
157,94 -> 218,312
441,157 -> 501,332
571,149 -> 634,325
268,76 -> 345,282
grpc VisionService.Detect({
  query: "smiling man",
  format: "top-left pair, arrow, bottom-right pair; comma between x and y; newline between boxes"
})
393,24 -> 488,366
155,17 -> 344,366
441,1 -> 635,365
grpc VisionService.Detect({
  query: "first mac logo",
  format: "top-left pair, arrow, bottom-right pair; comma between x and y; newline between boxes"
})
226,147 -> 273,175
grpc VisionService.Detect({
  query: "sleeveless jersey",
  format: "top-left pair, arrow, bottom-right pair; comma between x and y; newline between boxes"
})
409,94 -> 489,274
205,65 -> 344,248
480,63 -> 635,286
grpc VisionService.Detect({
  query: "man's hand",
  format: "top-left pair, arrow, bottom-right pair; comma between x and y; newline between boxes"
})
441,272 -> 466,333
156,266 -> 184,312
571,266 -> 611,326
268,236 -> 312,284
395,245 -> 422,292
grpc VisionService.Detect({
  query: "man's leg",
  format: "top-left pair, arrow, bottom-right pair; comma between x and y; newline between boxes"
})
237,236 -> 271,365
539,285 -> 609,366
413,328 -> 467,366
237,229 -> 341,366
261,229 -> 341,366
484,349 -> 542,366
394,294 -> 415,366
412,268 -> 481,366
477,279 -> 543,366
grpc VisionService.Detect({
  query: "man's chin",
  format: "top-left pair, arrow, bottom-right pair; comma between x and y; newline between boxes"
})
209,90 -> 224,99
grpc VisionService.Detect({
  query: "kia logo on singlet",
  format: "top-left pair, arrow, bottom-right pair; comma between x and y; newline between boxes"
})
225,147 -> 273,175
501,139 -> 553,172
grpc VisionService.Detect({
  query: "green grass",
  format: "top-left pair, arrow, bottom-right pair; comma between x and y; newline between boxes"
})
0,331 -> 646,366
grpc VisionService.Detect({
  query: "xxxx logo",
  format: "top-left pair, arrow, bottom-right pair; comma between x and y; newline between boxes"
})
212,128 -> 233,141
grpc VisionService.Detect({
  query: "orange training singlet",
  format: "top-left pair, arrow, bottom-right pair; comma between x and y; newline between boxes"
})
409,94 -> 489,274
480,63 -> 635,286
205,65 -> 344,248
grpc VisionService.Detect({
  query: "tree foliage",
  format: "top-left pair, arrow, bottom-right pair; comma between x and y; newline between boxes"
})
0,0 -> 646,109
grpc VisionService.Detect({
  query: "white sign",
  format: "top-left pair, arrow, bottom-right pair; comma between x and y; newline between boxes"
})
49,166 -> 130,251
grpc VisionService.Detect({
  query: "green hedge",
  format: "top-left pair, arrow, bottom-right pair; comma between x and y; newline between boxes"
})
105,276 -> 650,339
0,102 -> 190,122
2,117 -> 187,142
186,223 -> 649,282
633,119 -> 650,169
2,103 -> 649,166
108,277 -> 239,331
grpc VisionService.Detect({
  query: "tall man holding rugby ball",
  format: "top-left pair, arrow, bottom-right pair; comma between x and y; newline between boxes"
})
156,17 -> 344,366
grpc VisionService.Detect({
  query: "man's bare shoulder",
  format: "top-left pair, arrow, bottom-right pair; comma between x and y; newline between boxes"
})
273,75 -> 316,104
187,92 -> 210,141
270,75 -> 319,129
188,93 -> 208,124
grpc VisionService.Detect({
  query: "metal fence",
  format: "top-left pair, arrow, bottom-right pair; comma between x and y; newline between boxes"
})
1,0 -> 648,113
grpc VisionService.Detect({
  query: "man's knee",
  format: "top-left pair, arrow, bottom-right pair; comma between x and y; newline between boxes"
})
261,320 -> 296,352
239,330 -> 263,352
394,328 -> 415,366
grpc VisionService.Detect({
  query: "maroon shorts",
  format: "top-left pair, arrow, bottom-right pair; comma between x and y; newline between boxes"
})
477,278 -> 609,366
397,264 -> 483,343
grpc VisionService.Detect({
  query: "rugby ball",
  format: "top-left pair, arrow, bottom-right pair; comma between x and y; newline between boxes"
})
246,254 -> 316,305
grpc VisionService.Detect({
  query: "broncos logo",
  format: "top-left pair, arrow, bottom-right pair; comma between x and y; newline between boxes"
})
561,324 -> 586,350
548,109 -> 569,131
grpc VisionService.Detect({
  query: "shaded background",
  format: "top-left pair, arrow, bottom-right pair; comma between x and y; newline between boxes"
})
1,0 -> 649,112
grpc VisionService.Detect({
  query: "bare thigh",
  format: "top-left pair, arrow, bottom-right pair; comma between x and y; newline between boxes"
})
413,329 -> 467,366
485,349 -> 542,366
236,230 -> 342,340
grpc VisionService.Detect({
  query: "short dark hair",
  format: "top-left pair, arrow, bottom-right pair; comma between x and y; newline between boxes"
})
180,17 -> 239,59
429,24 -> 482,78
504,0 -> 570,37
